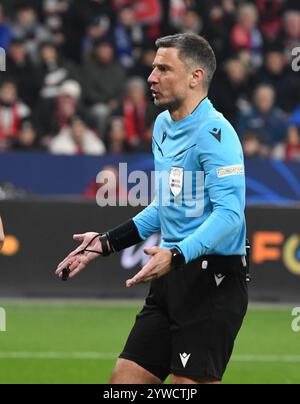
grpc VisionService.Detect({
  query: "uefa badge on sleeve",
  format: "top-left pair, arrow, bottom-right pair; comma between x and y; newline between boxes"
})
170,167 -> 184,197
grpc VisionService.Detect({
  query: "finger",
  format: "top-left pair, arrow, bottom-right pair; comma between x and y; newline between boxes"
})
69,257 -> 81,271
56,256 -> 72,271
141,274 -> 158,283
126,274 -> 157,287
73,234 -> 85,241
68,244 -> 87,257
56,254 -> 79,274
56,258 -> 72,275
144,247 -> 160,256
126,263 -> 155,287
56,247 -> 82,270
68,260 -> 87,279
56,255 -> 77,274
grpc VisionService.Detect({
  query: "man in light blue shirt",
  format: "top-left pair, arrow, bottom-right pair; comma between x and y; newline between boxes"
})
133,96 -> 246,264
56,33 -> 248,385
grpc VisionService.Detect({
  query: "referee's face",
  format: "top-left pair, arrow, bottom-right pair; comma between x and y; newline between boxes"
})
148,47 -> 191,111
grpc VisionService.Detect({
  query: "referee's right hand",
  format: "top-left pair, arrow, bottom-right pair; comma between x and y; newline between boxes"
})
55,232 -> 103,280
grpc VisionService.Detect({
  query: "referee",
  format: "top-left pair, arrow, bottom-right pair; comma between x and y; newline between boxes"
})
56,33 -> 248,384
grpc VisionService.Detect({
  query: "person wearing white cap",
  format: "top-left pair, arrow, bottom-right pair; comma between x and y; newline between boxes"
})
60,80 -> 82,99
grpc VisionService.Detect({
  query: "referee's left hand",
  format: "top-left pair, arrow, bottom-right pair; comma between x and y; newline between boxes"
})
126,247 -> 172,288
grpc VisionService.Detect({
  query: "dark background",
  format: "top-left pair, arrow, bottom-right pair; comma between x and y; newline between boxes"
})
0,200 -> 299,302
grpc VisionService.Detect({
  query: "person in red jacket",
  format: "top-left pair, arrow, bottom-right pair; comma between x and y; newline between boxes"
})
231,3 -> 263,69
113,0 -> 162,38
286,126 -> 300,161
122,77 -> 158,150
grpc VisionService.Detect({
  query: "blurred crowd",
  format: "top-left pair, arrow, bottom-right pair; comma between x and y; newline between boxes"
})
0,0 -> 300,161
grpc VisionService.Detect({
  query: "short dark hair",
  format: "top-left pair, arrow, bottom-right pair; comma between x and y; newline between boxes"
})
155,33 -> 217,89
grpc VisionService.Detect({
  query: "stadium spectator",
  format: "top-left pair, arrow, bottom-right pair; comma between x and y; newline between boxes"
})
81,40 -> 126,135
35,79 -> 85,146
0,4 -> 13,50
210,58 -> 252,124
285,125 -> 300,161
106,117 -> 132,154
0,0 -> 299,162
49,115 -> 106,155
166,0 -> 190,32
132,0 -> 162,39
5,39 -> 41,108
113,0 -> 162,38
113,6 -> 145,69
241,130 -> 262,159
63,0 -> 115,62
12,4 -> 52,64
177,9 -> 203,35
120,77 -> 158,150
256,46 -> 300,113
288,104 -> 300,130
201,1 -> 235,63
38,41 -> 77,100
12,120 -> 42,151
0,80 -> 31,151
42,0 -> 69,46
280,10 -> 300,63
129,45 -> 157,83
83,164 -> 129,203
285,104 -> 300,161
256,0 -> 283,40
82,15 -> 111,62
231,3 -> 264,69
236,84 -> 287,157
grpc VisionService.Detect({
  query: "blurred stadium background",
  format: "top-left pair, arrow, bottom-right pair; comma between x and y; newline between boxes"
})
0,0 -> 300,384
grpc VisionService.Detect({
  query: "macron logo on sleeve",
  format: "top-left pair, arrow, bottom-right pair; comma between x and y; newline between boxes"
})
209,128 -> 222,142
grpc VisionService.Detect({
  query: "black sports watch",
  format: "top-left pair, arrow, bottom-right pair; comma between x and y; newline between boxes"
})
170,248 -> 185,269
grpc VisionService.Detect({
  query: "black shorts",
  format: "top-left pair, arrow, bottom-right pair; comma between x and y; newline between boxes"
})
119,255 -> 249,382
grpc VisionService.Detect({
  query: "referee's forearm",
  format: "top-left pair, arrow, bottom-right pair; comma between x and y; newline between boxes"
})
175,207 -> 244,263
106,220 -> 143,252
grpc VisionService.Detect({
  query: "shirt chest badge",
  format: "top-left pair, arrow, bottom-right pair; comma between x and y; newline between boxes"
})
170,167 -> 184,197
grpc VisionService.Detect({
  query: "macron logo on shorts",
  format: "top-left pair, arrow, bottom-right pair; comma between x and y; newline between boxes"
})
215,274 -> 226,287
179,353 -> 191,368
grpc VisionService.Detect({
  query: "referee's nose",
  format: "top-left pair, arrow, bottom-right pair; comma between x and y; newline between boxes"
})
148,68 -> 159,86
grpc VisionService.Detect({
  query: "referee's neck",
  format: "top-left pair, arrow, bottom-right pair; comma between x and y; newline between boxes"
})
170,92 -> 208,122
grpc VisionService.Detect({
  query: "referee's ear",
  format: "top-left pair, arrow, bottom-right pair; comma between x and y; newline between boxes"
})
144,247 -> 160,256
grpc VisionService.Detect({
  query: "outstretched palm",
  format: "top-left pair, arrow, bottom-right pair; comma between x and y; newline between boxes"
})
55,232 -> 102,279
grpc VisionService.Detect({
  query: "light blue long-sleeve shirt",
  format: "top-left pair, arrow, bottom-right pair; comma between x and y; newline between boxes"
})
133,97 -> 246,263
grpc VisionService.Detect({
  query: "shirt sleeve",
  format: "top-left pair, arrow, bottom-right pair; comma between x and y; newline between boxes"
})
174,120 -> 246,263
133,199 -> 161,240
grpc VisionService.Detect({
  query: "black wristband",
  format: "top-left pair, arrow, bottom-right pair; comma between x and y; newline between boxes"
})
99,233 -> 111,257
170,248 -> 186,269
106,220 -> 143,252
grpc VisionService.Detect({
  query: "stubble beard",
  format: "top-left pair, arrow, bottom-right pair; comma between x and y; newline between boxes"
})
154,96 -> 184,113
